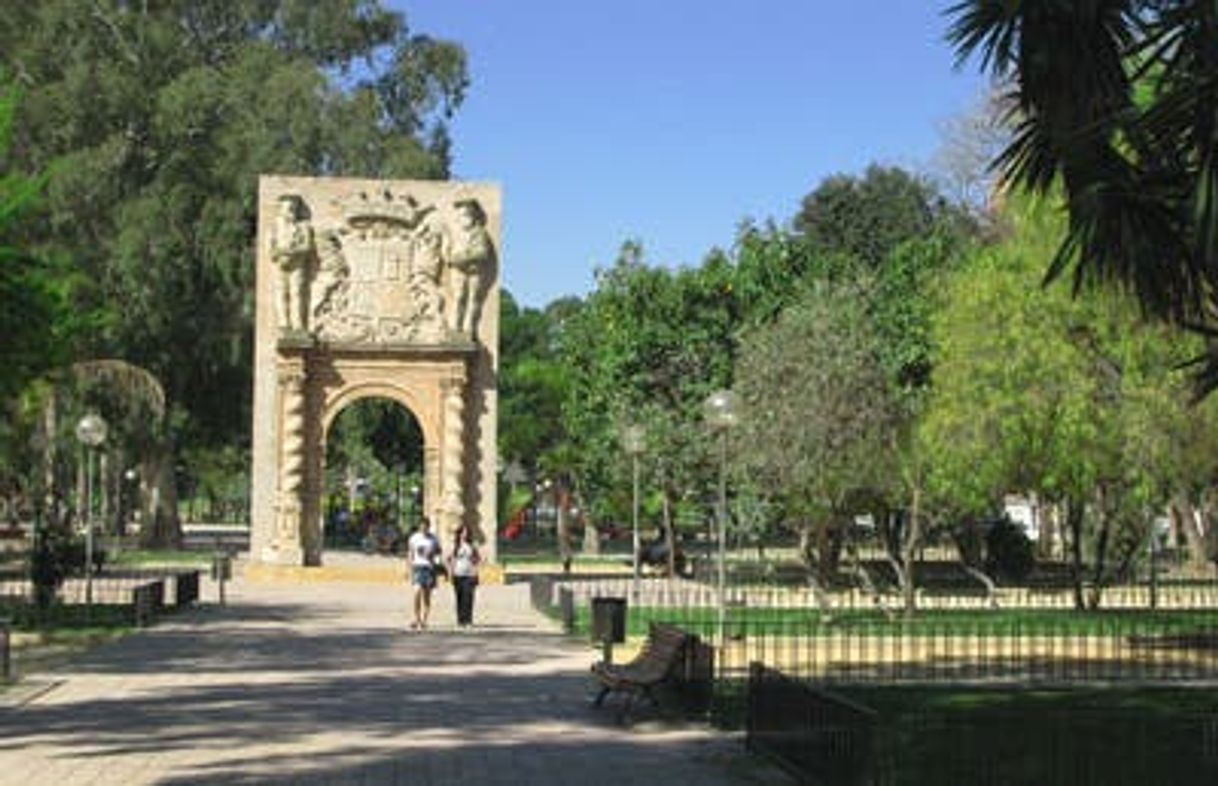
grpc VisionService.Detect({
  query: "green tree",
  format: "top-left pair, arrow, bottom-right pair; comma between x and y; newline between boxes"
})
0,78 -> 63,411
733,276 -> 901,593
1,1 -> 467,458
794,164 -> 967,268
922,194 -> 1212,606
498,290 -> 573,474
558,242 -> 737,534
947,0 -> 1218,393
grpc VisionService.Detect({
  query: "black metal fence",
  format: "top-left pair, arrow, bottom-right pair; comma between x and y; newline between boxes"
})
536,578 -> 1218,686
0,568 -> 203,627
132,579 -> 164,627
548,575 -> 1218,612
710,618 -> 1218,686
174,570 -> 199,607
534,574 -> 1218,782
659,624 -> 715,718
748,662 -> 878,785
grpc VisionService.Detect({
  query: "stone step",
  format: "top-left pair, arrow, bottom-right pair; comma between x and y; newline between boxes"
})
242,559 -> 505,585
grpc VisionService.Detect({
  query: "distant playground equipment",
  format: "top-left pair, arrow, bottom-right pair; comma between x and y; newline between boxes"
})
501,505 -> 528,540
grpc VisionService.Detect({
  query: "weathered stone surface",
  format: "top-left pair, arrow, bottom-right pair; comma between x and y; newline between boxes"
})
251,176 -> 500,566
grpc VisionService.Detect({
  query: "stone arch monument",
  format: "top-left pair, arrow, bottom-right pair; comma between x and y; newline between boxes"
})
250,176 -> 500,567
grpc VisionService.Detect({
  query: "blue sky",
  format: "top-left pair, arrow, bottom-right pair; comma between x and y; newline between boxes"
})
398,1 -> 987,308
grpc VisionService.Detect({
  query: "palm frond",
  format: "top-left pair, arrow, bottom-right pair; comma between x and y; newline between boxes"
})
68,359 -> 167,422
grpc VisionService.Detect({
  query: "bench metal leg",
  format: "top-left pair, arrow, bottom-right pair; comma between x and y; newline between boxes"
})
593,686 -> 611,707
618,692 -> 636,725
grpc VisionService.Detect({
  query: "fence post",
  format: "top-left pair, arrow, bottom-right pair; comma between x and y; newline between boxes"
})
0,617 -> 10,682
175,570 -> 200,607
559,586 -> 574,633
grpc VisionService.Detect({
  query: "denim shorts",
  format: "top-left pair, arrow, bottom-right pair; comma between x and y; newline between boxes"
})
412,565 -> 436,588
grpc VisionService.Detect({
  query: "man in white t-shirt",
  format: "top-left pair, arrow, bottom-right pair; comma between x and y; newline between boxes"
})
407,517 -> 441,630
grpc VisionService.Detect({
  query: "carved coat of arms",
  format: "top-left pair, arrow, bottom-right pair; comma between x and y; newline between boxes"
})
268,189 -> 495,344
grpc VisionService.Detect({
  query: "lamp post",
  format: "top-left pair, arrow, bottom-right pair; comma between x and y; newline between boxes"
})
409,484 -> 420,529
621,424 -> 646,600
703,390 -> 737,643
75,413 -> 108,612
122,468 -> 138,537
537,477 -> 553,534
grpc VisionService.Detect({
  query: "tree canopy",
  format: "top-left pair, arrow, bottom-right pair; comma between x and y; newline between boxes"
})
794,163 -> 965,268
922,193 -> 1218,600
0,77 -> 67,409
947,0 -> 1218,394
0,1 -> 468,452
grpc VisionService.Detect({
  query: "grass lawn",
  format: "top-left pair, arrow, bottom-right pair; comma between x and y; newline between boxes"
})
108,548 -> 210,567
735,683 -> 1218,785
1,604 -> 135,688
847,683 -> 1218,716
1,602 -> 137,630
849,686 -> 1217,785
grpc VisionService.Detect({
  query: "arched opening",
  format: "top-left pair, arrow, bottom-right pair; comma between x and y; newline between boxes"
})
321,397 -> 424,556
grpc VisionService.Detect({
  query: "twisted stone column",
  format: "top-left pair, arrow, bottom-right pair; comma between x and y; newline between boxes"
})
439,372 -> 467,543
270,362 -> 306,562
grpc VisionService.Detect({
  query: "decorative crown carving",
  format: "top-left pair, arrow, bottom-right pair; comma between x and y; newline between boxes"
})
334,189 -> 433,231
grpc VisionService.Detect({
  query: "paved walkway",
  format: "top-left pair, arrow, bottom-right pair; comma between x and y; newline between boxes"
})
0,574 -> 783,785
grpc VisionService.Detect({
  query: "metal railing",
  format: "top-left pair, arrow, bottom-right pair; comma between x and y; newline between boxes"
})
747,662 -> 877,785
745,664 -> 1218,785
0,568 -> 203,626
541,577 -> 1218,686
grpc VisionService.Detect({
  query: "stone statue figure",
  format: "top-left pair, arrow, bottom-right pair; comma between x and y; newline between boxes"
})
310,230 -> 349,333
410,215 -> 447,332
445,198 -> 492,338
270,194 -> 315,332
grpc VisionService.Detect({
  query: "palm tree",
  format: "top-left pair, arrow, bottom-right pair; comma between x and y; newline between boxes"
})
946,1 -> 1218,393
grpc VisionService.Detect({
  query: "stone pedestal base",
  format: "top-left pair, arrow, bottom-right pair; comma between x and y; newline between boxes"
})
260,544 -> 305,566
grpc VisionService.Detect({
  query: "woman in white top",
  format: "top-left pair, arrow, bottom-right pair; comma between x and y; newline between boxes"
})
448,525 -> 480,627
407,517 -> 440,630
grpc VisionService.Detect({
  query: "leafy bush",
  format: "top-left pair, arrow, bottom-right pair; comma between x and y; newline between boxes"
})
984,517 -> 1035,583
29,528 -> 107,609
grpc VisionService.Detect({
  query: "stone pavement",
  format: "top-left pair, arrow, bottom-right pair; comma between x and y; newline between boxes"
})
0,572 -> 786,785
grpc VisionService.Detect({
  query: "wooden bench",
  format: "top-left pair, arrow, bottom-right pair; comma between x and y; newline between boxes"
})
591,622 -> 689,719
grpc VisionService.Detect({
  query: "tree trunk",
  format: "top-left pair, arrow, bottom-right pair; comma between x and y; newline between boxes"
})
1172,494 -> 1209,572
556,485 -> 571,574
41,392 -> 63,531
1088,489 -> 1111,610
960,563 -> 999,608
799,524 -> 834,618
661,490 -> 676,578
902,488 -> 922,616
582,516 -> 599,556
845,521 -> 894,619
1034,494 -> 1056,559
1201,490 -> 1218,575
139,444 -> 181,548
1067,496 -> 1086,610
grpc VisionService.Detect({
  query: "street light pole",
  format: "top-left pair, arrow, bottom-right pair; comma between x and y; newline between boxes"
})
716,426 -> 727,637
85,447 -> 94,603
632,450 -> 641,596
703,390 -> 738,644
75,413 -> 108,616
622,424 -> 646,601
